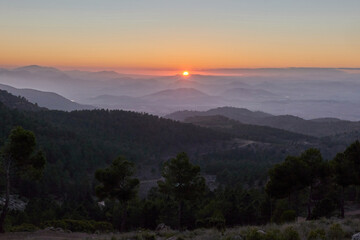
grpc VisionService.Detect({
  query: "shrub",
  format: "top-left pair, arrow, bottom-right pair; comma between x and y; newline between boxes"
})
307,228 -> 326,240
90,220 -> 113,232
272,200 -> 289,224
10,223 -> 38,232
264,229 -> 281,240
328,223 -> 345,240
209,216 -> 226,234
281,226 -> 300,240
246,228 -> 265,240
280,210 -> 296,223
42,219 -> 113,233
135,232 -> 156,240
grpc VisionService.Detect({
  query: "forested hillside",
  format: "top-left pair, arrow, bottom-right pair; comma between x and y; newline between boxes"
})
0,91 -> 231,200
1,91 -> 360,233
184,115 -> 315,144
0,89 -> 45,112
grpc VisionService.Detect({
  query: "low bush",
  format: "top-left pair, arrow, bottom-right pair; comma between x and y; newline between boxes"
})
264,229 -> 281,240
246,228 -> 265,240
328,223 -> 345,240
42,219 -> 113,233
281,226 -> 300,240
136,232 -> 156,240
307,228 -> 326,240
10,223 -> 38,232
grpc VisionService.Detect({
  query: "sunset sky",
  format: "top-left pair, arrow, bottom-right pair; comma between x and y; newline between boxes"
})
1,0 -> 359,71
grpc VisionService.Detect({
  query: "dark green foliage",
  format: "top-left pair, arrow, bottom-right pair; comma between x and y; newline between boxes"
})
330,140 -> 360,218
282,226 -> 300,240
328,223 -> 345,240
158,152 -> 205,202
245,228 -> 265,240
10,223 -> 38,232
95,157 -> 139,202
0,126 -> 46,233
2,126 -> 46,180
271,200 -> 292,224
311,197 -> 337,219
95,156 -> 139,231
266,156 -> 307,199
158,152 -> 205,229
184,115 -> 315,144
0,96 -> 229,203
280,210 -> 296,223
200,146 -> 291,186
42,219 -> 113,233
136,232 -> 156,240
266,148 -> 329,220
307,228 -> 326,240
264,229 -> 282,240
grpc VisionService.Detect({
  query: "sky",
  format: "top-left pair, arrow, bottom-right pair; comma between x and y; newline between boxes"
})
0,0 -> 359,71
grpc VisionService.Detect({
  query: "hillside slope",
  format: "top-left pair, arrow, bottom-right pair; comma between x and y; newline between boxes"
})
184,115 -> 315,144
0,83 -> 94,111
0,90 -> 231,199
166,106 -> 360,137
0,89 -> 46,111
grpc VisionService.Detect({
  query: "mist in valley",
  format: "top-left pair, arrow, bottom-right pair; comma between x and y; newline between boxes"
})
1,65 -> 360,120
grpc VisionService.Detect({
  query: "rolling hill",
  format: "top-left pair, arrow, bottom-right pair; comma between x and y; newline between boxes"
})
141,88 -> 225,106
166,106 -> 360,137
165,106 -> 273,122
184,115 -> 315,144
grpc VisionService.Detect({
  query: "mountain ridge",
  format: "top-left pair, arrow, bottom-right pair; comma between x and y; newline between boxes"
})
165,106 -> 360,137
0,83 -> 95,111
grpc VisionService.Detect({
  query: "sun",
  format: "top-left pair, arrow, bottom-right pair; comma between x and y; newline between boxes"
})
182,71 -> 189,76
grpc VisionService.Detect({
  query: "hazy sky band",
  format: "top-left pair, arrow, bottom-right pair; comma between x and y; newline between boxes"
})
1,0 -> 359,69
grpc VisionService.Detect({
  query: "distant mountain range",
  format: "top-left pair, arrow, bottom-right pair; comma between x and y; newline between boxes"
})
2,65 -> 360,119
86,88 -> 226,114
0,83 -> 94,111
165,106 -> 360,137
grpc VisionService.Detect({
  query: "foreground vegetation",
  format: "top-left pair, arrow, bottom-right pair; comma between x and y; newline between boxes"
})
2,217 -> 360,240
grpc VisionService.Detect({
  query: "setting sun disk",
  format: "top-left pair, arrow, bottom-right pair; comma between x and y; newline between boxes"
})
182,71 -> 189,76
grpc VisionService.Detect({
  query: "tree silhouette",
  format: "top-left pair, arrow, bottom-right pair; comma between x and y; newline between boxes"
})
266,148 -> 328,220
0,126 -> 46,233
95,156 -> 139,231
266,156 -> 307,203
158,152 -> 205,229
300,148 -> 327,219
331,141 -> 360,218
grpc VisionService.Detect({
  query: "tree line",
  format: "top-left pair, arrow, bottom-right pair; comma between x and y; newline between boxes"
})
1,126 -> 360,233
